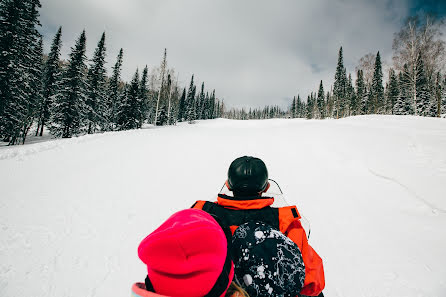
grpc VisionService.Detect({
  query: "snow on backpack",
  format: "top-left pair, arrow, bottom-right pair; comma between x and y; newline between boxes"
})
231,221 -> 306,297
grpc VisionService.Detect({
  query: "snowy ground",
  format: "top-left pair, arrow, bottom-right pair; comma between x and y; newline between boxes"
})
1,115 -> 445,297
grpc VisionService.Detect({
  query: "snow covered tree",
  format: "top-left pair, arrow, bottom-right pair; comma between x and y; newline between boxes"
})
414,53 -> 431,116
157,105 -> 168,126
139,66 -> 149,128
36,26 -> 62,137
0,0 -> 42,144
317,80 -> 325,119
355,70 -> 366,115
345,73 -> 354,116
371,51 -> 384,114
433,72 -> 442,117
291,96 -> 296,118
117,69 -> 141,130
333,47 -> 346,119
86,32 -> 107,134
177,88 -> 186,122
394,64 -> 413,115
106,48 -> 123,131
386,68 -> 399,114
49,30 -> 88,138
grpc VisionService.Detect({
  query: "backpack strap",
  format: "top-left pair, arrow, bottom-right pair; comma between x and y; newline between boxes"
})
197,201 -> 280,232
190,200 -> 206,210
278,205 -> 301,234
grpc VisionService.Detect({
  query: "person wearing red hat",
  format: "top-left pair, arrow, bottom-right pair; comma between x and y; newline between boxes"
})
192,156 -> 325,297
132,209 -> 248,297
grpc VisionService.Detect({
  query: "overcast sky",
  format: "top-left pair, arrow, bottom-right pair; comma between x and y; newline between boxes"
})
39,0 -> 445,109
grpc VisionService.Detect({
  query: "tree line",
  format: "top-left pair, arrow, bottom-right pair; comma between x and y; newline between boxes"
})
226,14 -> 446,120
0,0 -> 222,145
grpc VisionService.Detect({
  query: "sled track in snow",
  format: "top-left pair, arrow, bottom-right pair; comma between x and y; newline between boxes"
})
368,168 -> 446,214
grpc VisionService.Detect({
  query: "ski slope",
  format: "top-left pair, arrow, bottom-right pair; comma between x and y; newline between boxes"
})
1,115 -> 446,297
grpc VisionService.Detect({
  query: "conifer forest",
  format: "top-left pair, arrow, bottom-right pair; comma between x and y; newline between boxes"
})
1,0 -> 445,145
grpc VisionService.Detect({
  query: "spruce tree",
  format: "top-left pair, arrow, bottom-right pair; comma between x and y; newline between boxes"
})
371,51 -> 384,114
345,74 -> 354,116
394,65 -> 412,115
36,26 -> 62,137
49,30 -> 88,138
86,32 -> 107,134
117,69 -> 140,129
210,90 -> 216,118
291,96 -> 296,118
107,48 -> 123,131
317,81 -> 325,119
414,53 -> 431,116
177,88 -> 186,122
0,0 -> 42,143
139,66 -> 149,127
386,69 -> 399,114
333,47 -> 346,119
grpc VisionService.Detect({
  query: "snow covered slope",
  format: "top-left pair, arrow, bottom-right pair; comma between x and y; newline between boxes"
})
1,115 -> 445,297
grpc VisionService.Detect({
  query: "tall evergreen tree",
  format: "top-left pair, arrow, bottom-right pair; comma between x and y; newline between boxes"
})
371,51 -> 384,114
177,88 -> 186,122
333,47 -> 346,119
36,26 -> 62,137
49,30 -> 88,138
355,70 -> 367,115
345,73 -> 354,116
394,65 -> 412,115
414,53 -> 431,116
107,48 -> 123,131
433,72 -> 442,117
86,32 -> 107,134
291,96 -> 296,118
386,68 -> 399,114
0,0 -> 42,143
117,69 -> 140,129
138,66 -> 149,128
317,81 -> 325,119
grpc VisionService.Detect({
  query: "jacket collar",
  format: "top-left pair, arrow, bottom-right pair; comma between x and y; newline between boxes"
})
217,194 -> 274,210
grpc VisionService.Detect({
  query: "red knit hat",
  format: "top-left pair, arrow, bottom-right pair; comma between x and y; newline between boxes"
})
138,209 -> 234,297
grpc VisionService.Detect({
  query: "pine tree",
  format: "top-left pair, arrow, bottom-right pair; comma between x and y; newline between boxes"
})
49,30 -> 88,138
0,0 -> 42,144
86,32 -> 107,134
345,74 -> 354,116
291,96 -> 296,118
317,81 -> 325,119
414,53 -> 431,116
177,88 -> 186,122
185,75 -> 196,122
371,51 -> 384,114
433,72 -> 442,117
157,105 -> 168,126
21,36 -> 43,143
333,47 -> 346,119
355,70 -> 366,115
393,65 -> 412,115
107,48 -> 123,131
186,85 -> 197,123
210,90 -> 216,118
139,66 -> 149,128
36,26 -> 62,137
386,68 -> 399,114
117,69 -> 140,130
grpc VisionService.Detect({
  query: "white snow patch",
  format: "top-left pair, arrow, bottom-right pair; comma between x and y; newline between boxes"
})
1,116 -> 446,297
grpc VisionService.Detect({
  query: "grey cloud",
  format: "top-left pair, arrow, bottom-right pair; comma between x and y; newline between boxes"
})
39,0 -> 411,109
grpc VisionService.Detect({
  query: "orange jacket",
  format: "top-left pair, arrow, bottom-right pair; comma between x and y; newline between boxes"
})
192,195 -> 325,296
